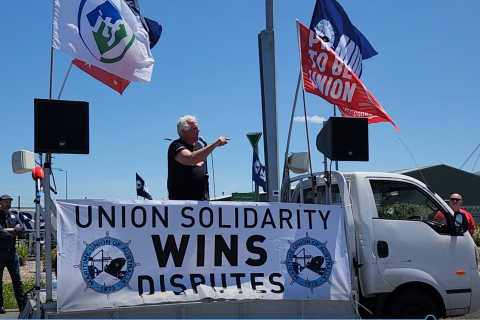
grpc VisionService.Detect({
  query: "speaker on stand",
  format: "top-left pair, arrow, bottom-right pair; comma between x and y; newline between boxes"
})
316,117 -> 369,162
34,99 -> 90,154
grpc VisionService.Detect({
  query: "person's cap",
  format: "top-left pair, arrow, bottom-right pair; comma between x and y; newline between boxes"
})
0,195 -> 13,201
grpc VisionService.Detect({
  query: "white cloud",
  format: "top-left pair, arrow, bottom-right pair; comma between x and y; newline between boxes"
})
293,115 -> 326,124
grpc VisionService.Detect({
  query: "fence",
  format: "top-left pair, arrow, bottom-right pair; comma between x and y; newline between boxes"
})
463,205 -> 480,224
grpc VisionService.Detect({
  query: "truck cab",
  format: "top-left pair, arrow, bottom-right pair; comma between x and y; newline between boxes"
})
289,170 -> 480,318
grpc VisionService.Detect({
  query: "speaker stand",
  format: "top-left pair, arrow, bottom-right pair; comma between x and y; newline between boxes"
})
324,155 -> 333,205
43,154 -> 54,302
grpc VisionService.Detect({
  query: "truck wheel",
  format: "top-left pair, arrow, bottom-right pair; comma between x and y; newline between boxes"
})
386,291 -> 440,319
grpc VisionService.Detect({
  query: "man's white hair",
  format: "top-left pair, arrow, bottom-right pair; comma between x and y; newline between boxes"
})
177,115 -> 197,136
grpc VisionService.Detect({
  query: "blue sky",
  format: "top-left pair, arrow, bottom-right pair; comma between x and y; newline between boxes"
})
2,0 -> 480,207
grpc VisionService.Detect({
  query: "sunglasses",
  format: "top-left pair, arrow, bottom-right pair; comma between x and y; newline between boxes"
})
450,198 -> 462,202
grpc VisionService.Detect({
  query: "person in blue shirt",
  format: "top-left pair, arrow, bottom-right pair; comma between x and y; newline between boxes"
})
0,194 -> 25,313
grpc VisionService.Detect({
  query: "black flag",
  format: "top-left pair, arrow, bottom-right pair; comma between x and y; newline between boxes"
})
136,173 -> 153,200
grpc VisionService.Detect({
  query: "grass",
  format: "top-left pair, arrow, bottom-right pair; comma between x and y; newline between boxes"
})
16,244 -> 29,267
2,277 -> 43,309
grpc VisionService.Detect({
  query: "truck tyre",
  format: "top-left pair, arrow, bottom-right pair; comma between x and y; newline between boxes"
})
386,291 -> 440,319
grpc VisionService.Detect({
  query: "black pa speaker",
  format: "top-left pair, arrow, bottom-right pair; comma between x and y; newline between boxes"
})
34,99 -> 89,154
316,117 -> 368,161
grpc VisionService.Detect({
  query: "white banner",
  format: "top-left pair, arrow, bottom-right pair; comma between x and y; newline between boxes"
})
56,199 -> 351,312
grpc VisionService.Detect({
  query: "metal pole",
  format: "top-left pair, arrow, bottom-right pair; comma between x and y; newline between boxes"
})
65,170 -> 68,199
44,155 -> 52,301
285,72 -> 301,157
49,47 -> 54,100
57,60 -> 74,99
299,92 -> 317,204
259,0 -> 279,202
333,105 -> 339,171
34,189 -> 42,318
210,157 -> 216,199
301,83 -> 315,189
324,155 -> 332,205
280,72 -> 301,203
46,6 -> 55,304
266,0 -> 274,30
255,147 -> 260,202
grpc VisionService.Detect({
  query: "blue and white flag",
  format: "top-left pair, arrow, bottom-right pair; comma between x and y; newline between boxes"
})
124,0 -> 162,49
252,149 -> 267,192
53,0 -> 155,82
136,173 -> 153,200
310,0 -> 377,77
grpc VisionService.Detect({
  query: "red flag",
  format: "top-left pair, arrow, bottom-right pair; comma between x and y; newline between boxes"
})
73,59 -> 131,95
337,107 -> 386,124
297,21 -> 399,130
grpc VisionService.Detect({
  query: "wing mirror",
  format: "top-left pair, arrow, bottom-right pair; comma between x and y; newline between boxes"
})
454,211 -> 469,234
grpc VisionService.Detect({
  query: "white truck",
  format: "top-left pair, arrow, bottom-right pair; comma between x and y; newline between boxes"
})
288,170 -> 480,319
23,170 -> 480,319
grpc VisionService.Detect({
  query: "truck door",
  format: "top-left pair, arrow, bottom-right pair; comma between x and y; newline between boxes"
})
367,179 -> 472,310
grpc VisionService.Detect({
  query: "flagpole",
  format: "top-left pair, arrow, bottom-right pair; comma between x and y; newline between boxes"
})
280,71 -> 301,202
45,40 -> 55,304
57,60 -> 75,99
333,104 -> 339,171
49,47 -> 54,99
285,72 -> 301,160
41,2 -> 57,305
301,83 -> 316,190
296,21 -> 316,203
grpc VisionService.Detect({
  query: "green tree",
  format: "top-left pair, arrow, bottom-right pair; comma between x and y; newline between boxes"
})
378,202 -> 432,220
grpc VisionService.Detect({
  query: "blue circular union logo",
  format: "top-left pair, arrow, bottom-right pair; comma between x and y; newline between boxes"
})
284,233 -> 333,291
79,233 -> 135,294
314,19 -> 335,48
77,0 -> 136,64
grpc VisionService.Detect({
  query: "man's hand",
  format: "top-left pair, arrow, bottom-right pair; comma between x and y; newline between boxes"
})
214,137 -> 230,147
175,137 -> 231,166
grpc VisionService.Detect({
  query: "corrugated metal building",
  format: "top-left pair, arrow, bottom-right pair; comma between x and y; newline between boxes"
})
394,164 -> 480,205
394,164 -> 480,222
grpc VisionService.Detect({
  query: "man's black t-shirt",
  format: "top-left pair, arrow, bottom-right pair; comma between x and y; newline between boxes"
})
167,139 -> 207,200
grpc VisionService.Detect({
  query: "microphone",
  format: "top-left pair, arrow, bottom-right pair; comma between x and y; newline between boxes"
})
31,167 -> 45,199
198,136 -> 216,199
199,136 -> 208,147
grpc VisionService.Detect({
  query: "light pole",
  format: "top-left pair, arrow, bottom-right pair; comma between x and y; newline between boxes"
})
52,168 -> 68,199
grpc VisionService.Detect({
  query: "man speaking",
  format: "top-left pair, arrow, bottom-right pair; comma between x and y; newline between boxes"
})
167,115 -> 229,200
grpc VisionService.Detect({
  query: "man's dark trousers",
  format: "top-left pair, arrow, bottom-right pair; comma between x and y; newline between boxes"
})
0,249 -> 24,309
